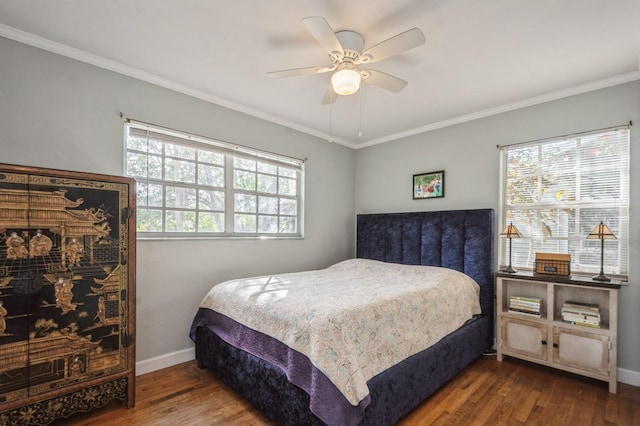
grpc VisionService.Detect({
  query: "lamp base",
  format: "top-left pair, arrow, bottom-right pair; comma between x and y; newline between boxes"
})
500,266 -> 517,274
592,272 -> 611,282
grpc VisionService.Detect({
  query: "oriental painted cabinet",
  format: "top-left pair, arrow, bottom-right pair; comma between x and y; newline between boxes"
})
0,163 -> 136,425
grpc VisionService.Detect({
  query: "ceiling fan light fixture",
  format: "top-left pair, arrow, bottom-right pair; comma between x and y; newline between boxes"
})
269,17 -> 426,102
331,63 -> 361,96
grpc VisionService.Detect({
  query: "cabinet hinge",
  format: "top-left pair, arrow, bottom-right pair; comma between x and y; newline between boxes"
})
121,207 -> 135,223
123,334 -> 135,347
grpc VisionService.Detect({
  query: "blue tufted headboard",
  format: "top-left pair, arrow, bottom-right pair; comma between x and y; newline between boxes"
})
356,209 -> 495,320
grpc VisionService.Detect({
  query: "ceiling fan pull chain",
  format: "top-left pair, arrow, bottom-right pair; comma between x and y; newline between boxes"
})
358,87 -> 363,138
329,84 -> 334,143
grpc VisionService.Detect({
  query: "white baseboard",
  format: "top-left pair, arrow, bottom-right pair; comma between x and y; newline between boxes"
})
135,347 -> 640,389
618,367 -> 640,387
135,347 -> 195,376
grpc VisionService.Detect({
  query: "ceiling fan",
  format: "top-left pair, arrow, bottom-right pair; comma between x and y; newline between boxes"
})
267,16 -> 426,104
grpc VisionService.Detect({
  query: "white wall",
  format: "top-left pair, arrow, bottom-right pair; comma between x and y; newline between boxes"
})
0,37 -> 355,366
355,80 -> 640,381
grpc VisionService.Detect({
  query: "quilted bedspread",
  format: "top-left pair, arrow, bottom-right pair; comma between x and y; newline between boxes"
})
198,258 -> 481,407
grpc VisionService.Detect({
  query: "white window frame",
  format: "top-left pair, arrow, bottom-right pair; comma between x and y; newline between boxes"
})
124,120 -> 304,239
498,125 -> 630,279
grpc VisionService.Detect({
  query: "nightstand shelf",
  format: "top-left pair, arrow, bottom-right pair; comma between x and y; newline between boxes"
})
496,272 -> 620,393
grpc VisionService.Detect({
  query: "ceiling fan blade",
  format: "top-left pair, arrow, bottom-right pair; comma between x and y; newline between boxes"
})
358,28 -> 425,64
267,66 -> 334,78
321,85 -> 338,105
303,16 -> 344,57
361,70 -> 408,93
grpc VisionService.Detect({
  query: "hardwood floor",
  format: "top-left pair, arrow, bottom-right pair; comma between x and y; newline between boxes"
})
56,355 -> 640,426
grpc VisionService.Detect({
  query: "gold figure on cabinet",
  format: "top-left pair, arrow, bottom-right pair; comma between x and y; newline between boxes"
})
55,278 -> 77,314
95,296 -> 106,323
66,238 -> 82,267
29,230 -> 53,257
6,232 -> 29,260
70,356 -> 84,377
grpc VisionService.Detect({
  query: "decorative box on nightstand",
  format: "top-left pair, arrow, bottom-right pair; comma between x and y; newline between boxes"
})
496,271 -> 621,393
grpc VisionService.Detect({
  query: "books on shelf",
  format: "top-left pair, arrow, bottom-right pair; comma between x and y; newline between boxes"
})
561,300 -> 601,328
562,320 -> 601,328
508,308 -> 541,318
562,300 -> 600,312
509,295 -> 542,317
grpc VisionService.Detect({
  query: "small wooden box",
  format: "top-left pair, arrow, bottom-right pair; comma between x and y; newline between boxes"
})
534,253 -> 571,277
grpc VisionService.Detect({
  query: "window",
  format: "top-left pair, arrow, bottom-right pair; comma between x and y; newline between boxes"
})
498,126 -> 630,278
125,121 -> 304,238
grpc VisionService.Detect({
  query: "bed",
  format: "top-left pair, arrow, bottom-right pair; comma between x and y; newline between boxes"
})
190,208 -> 494,425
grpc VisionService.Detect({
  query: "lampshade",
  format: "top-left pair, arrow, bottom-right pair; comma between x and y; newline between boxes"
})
499,223 -> 523,239
586,221 -> 617,240
331,63 -> 361,96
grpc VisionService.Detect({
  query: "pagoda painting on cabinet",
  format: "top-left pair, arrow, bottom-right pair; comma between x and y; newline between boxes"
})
0,164 -> 135,425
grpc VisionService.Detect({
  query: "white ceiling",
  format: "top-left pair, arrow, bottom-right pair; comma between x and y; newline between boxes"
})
1,0 -> 639,148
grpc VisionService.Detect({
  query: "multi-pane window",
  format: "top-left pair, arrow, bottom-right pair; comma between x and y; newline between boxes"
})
498,126 -> 629,278
125,121 -> 303,238
233,158 -> 298,233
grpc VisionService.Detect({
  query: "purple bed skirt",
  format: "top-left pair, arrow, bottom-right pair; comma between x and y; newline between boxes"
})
190,308 -> 370,425
192,312 -> 489,425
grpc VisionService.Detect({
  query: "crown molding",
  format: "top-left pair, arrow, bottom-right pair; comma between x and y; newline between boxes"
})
1,24 -> 636,150
357,70 -> 640,149
0,24 -> 356,149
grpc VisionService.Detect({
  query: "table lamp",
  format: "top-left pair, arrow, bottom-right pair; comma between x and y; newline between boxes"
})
586,221 -> 617,282
500,222 -> 522,273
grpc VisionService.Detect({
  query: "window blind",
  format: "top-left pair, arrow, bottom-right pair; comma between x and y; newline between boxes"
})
127,122 -> 304,170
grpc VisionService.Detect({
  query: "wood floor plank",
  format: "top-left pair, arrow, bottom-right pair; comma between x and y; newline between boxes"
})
604,390 -> 619,424
54,355 -> 640,426
514,389 -> 541,423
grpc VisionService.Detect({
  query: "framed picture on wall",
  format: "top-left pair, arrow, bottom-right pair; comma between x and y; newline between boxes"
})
413,170 -> 444,199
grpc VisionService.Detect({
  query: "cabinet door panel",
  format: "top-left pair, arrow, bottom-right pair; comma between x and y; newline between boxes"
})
553,327 -> 609,375
502,317 -> 548,360
0,168 -> 134,403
